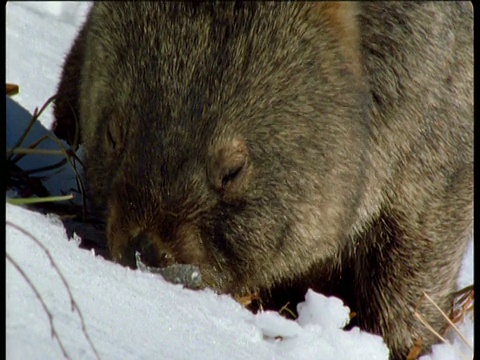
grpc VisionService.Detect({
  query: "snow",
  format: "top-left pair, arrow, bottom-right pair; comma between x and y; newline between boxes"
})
6,202 -> 390,360
6,2 -> 473,360
6,2 -> 90,130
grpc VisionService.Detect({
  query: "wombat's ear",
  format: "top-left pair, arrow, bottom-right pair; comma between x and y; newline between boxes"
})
305,2 -> 362,80
207,137 -> 251,201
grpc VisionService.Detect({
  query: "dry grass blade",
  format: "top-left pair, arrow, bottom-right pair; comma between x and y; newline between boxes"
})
450,285 -> 474,323
279,301 -> 297,319
414,310 -> 448,344
10,133 -> 84,174
6,194 -> 74,206
7,94 -> 56,162
7,94 -> 88,218
8,147 -> 66,156
412,290 -> 473,360
46,133 -> 87,219
10,134 -> 50,164
8,142 -> 70,177
6,221 -> 101,360
408,311 -> 473,360
451,284 -> 474,298
422,291 -> 473,352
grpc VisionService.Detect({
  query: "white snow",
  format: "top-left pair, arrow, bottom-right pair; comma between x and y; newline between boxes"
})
6,2 -> 473,360
6,1 -> 90,130
6,202 -> 391,360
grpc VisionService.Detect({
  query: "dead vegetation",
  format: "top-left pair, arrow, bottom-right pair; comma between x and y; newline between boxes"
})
6,85 -> 108,256
407,287 -> 474,360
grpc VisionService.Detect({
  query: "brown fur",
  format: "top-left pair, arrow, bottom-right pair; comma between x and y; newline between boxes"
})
53,3 -> 473,359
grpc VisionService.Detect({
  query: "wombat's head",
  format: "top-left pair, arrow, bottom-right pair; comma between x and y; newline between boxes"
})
81,2 -> 369,295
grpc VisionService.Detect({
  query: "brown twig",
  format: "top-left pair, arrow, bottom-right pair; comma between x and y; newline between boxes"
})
411,290 -> 473,360
6,221 -> 101,360
7,253 -> 71,359
46,133 -> 88,219
423,291 -> 473,351
7,94 -> 57,162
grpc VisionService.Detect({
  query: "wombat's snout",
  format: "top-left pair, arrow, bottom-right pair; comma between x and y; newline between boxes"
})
121,233 -> 176,270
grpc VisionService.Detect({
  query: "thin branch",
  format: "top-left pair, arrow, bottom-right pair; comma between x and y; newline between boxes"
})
7,94 -> 57,162
6,221 -> 101,360
7,253 -> 71,359
46,133 -> 88,219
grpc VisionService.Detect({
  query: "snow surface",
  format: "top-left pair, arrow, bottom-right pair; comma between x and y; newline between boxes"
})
6,2 -> 473,359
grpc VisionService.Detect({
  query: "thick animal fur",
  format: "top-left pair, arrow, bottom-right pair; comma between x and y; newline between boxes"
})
53,3 -> 473,359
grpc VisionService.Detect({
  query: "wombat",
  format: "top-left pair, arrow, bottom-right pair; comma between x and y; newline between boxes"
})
53,3 -> 473,359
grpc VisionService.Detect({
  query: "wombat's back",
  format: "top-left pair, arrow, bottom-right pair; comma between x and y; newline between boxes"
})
357,2 -> 473,216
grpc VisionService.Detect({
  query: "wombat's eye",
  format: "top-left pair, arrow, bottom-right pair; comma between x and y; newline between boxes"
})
208,137 -> 251,200
221,159 -> 246,189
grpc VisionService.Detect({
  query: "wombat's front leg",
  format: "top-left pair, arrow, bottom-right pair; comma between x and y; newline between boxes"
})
353,165 -> 472,359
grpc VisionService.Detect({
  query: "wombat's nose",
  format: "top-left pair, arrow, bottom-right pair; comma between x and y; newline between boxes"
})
130,233 -> 176,269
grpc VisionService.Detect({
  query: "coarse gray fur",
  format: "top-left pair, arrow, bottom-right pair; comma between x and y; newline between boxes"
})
53,3 -> 473,359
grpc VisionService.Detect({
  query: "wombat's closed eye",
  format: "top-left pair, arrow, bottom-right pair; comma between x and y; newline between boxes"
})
207,137 -> 251,201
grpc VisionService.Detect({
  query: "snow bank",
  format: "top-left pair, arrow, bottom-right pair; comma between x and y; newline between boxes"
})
7,203 -> 391,359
